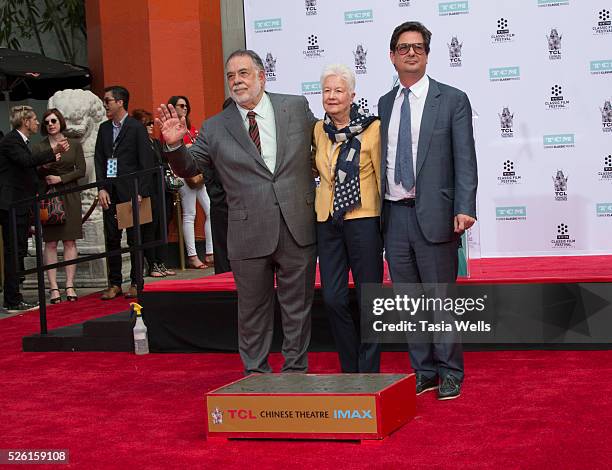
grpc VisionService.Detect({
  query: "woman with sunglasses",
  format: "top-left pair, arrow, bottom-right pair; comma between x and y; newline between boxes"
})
167,95 -> 214,269
34,108 -> 86,304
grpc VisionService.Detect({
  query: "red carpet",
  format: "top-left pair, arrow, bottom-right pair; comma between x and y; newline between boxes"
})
144,255 -> 612,293
2,293 -> 612,468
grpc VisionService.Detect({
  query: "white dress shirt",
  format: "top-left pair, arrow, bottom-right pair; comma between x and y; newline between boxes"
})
16,129 -> 29,145
237,92 -> 277,172
385,74 -> 430,200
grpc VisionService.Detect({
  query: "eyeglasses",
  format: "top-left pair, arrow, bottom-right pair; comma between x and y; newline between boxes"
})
395,43 -> 426,55
103,98 -> 117,104
175,104 -> 188,109
45,118 -> 58,125
145,121 -> 154,126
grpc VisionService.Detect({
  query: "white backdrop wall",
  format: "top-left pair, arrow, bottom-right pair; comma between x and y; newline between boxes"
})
244,0 -> 612,258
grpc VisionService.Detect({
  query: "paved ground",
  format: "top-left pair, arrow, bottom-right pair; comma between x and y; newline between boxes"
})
0,265 -> 214,318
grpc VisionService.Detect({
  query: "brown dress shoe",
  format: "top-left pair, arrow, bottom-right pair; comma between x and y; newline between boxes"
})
124,285 -> 138,299
101,285 -> 122,300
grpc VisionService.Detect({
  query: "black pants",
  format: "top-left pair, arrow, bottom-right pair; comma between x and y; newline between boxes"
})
317,216 -> 383,373
144,190 -> 174,267
103,203 -> 150,289
1,209 -> 28,306
210,200 -> 230,274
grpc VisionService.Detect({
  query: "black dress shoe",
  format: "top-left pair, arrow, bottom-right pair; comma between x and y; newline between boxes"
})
4,301 -> 39,313
438,374 -> 462,400
416,374 -> 439,395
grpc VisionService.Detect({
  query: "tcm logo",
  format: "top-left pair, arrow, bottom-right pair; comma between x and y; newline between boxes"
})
439,1 -> 469,16
333,409 -> 373,419
597,203 -> 612,217
590,60 -> 612,75
489,67 -> 520,82
301,81 -> 321,95
544,134 -> 575,148
496,206 -> 527,220
254,18 -> 282,33
227,409 -> 257,420
344,10 -> 373,24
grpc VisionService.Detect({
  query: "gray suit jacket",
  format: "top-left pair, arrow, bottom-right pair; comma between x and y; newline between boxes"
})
378,77 -> 478,243
167,92 -> 317,260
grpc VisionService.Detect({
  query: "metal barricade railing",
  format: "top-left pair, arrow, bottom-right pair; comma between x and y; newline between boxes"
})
7,166 -> 167,335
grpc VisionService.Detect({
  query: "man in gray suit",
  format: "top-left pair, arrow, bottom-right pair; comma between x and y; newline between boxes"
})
378,22 -> 478,400
157,50 -> 317,374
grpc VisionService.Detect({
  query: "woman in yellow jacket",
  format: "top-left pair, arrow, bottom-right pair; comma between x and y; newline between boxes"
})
313,64 -> 383,373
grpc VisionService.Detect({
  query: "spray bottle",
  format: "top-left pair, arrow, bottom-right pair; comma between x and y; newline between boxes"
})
131,302 -> 149,355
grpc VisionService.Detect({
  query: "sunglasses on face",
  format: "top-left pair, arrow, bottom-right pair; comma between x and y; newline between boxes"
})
395,43 -> 426,55
45,118 -> 58,125
175,103 -> 188,109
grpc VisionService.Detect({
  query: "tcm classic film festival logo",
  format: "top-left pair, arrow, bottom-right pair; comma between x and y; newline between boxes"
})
591,59 -> 612,76
498,160 -> 522,185
305,0 -> 317,16
303,34 -> 325,59
499,107 -> 514,138
448,36 -> 463,67
544,134 -> 575,149
489,66 -> 520,82
598,154 -> 612,182
547,28 -> 562,60
593,9 -> 612,35
301,81 -> 321,96
354,44 -> 367,75
254,18 -> 282,34
552,170 -> 568,201
597,203 -> 612,218
551,223 -> 575,249
344,10 -> 373,25
545,84 -> 570,111
496,206 -> 527,221
601,99 -> 612,133
438,1 -> 469,16
264,53 -> 277,82
491,18 -> 515,44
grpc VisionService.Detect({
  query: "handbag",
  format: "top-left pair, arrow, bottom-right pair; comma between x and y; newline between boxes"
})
164,168 -> 184,192
40,188 -> 66,226
184,173 -> 205,190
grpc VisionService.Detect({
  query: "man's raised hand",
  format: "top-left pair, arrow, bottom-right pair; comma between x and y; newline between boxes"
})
155,104 -> 187,147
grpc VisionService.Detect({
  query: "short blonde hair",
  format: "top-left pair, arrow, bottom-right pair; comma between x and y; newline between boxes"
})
320,64 -> 356,93
10,105 -> 36,129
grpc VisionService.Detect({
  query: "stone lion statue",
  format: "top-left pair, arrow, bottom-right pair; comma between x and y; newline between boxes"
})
48,89 -> 106,184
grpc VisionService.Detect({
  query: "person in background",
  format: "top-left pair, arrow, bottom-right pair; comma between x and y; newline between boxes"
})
94,85 -> 154,300
35,108 -> 86,303
0,105 -> 68,312
131,108 -> 176,277
313,64 -> 383,373
167,95 -> 214,270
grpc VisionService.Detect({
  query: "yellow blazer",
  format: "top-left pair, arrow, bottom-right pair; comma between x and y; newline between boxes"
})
313,119 -> 381,222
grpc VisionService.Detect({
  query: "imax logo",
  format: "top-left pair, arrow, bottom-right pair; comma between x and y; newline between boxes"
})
544,134 -> 575,145
254,18 -> 282,31
439,1 -> 469,15
496,206 -> 526,217
333,409 -> 373,419
489,67 -> 520,80
597,203 -> 612,214
301,81 -> 321,93
344,10 -> 373,23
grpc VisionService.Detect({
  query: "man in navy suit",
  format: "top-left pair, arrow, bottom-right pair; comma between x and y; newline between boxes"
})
378,22 -> 478,400
0,106 -> 68,311
94,86 -> 154,300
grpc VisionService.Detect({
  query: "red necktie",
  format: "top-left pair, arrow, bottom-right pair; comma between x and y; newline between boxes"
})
247,111 -> 261,154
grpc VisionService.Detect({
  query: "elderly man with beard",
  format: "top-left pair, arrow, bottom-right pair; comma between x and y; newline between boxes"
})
158,49 -> 318,375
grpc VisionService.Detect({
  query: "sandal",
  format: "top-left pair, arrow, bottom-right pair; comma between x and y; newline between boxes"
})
49,288 -> 62,304
159,263 -> 176,276
187,256 -> 207,269
65,286 -> 78,302
149,263 -> 166,278
205,254 -> 214,267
